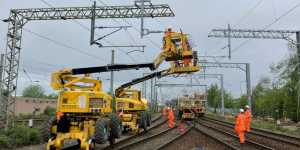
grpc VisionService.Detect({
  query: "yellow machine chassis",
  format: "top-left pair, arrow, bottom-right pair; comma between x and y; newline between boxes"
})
181,109 -> 195,120
47,120 -> 99,150
122,114 -> 140,132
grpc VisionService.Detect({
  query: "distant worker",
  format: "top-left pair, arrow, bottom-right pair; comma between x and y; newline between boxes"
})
118,109 -> 124,117
163,107 -> 167,116
183,45 -> 190,67
235,109 -> 246,147
202,92 -> 206,100
185,94 -> 188,100
190,94 -> 193,100
194,91 -> 197,99
167,107 -> 176,128
166,26 -> 174,37
57,112 -> 64,121
245,105 -> 251,134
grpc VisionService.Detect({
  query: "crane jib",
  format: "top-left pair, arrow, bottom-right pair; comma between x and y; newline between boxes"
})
120,72 -> 162,88
70,63 -> 154,75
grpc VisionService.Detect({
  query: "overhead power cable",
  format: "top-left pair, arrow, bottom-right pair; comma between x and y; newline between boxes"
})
202,3 -> 300,74
40,0 -> 139,78
154,18 -> 166,30
23,29 -> 110,62
23,69 -> 33,83
98,0 -> 162,50
90,0 -> 152,73
206,0 -> 263,54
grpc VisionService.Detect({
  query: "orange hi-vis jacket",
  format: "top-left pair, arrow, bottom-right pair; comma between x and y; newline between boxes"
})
166,30 -> 174,37
235,113 -> 246,132
245,110 -> 251,122
194,92 -> 197,96
183,45 -> 188,51
57,112 -> 63,121
168,109 -> 174,119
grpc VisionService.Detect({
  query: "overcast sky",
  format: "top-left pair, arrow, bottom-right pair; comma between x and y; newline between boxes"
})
0,0 -> 300,103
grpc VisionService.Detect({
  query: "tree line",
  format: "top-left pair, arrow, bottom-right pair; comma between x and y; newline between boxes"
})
207,43 -> 300,122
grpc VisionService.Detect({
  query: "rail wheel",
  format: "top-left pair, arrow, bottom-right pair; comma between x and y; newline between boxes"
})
146,113 -> 151,126
41,117 -> 57,142
139,113 -> 147,131
89,139 -> 95,150
109,137 -> 116,145
109,113 -> 122,139
95,117 -> 109,144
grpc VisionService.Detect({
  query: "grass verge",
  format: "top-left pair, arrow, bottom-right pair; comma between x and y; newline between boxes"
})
205,113 -> 300,137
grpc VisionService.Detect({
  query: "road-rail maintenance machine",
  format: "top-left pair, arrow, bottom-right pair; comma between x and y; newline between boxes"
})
42,63 -> 154,150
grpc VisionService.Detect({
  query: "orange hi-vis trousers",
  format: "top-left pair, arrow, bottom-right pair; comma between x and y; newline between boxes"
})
184,60 -> 190,67
169,117 -> 176,127
246,121 -> 250,132
238,131 -> 245,143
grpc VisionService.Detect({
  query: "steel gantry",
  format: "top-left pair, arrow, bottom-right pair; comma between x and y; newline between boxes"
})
143,73 -> 225,117
0,3 -> 175,129
198,61 -> 252,112
208,27 -> 300,117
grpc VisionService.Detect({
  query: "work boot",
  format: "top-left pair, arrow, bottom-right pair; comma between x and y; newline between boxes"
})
237,143 -> 244,147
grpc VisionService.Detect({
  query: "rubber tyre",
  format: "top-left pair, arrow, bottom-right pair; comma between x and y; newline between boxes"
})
41,117 -> 57,142
146,113 -> 151,126
109,113 -> 122,139
139,113 -> 147,129
95,117 -> 109,144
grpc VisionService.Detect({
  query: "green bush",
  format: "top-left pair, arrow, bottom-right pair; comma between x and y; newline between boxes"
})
0,123 -> 42,148
44,106 -> 56,116
29,130 -> 38,143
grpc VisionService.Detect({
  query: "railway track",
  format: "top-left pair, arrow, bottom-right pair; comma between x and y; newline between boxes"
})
202,117 -> 300,150
156,120 -> 238,150
112,118 -> 189,150
60,113 -> 165,150
194,119 -> 274,150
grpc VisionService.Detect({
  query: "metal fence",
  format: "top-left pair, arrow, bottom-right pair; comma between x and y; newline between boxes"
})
207,107 -> 239,114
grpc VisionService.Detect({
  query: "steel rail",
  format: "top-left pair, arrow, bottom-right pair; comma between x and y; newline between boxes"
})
202,117 -> 300,147
195,119 -> 275,150
155,120 -> 238,150
102,114 -> 168,150
113,121 -> 186,150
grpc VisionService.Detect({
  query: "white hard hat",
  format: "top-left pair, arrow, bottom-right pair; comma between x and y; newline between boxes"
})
168,26 -> 172,30
195,91 -> 197,93
245,105 -> 249,109
239,109 -> 244,113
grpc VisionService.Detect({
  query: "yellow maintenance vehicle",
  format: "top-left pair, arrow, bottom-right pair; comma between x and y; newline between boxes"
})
42,63 -> 154,150
194,94 -> 206,117
114,31 -> 200,132
178,93 -> 206,123
178,94 -> 196,121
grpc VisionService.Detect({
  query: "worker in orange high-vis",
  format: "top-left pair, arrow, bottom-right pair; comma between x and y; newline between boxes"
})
166,26 -> 174,37
57,112 -> 64,121
235,109 -> 246,147
245,105 -> 251,135
163,107 -> 167,115
167,107 -> 176,128
183,45 -> 190,67
202,92 -> 206,100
